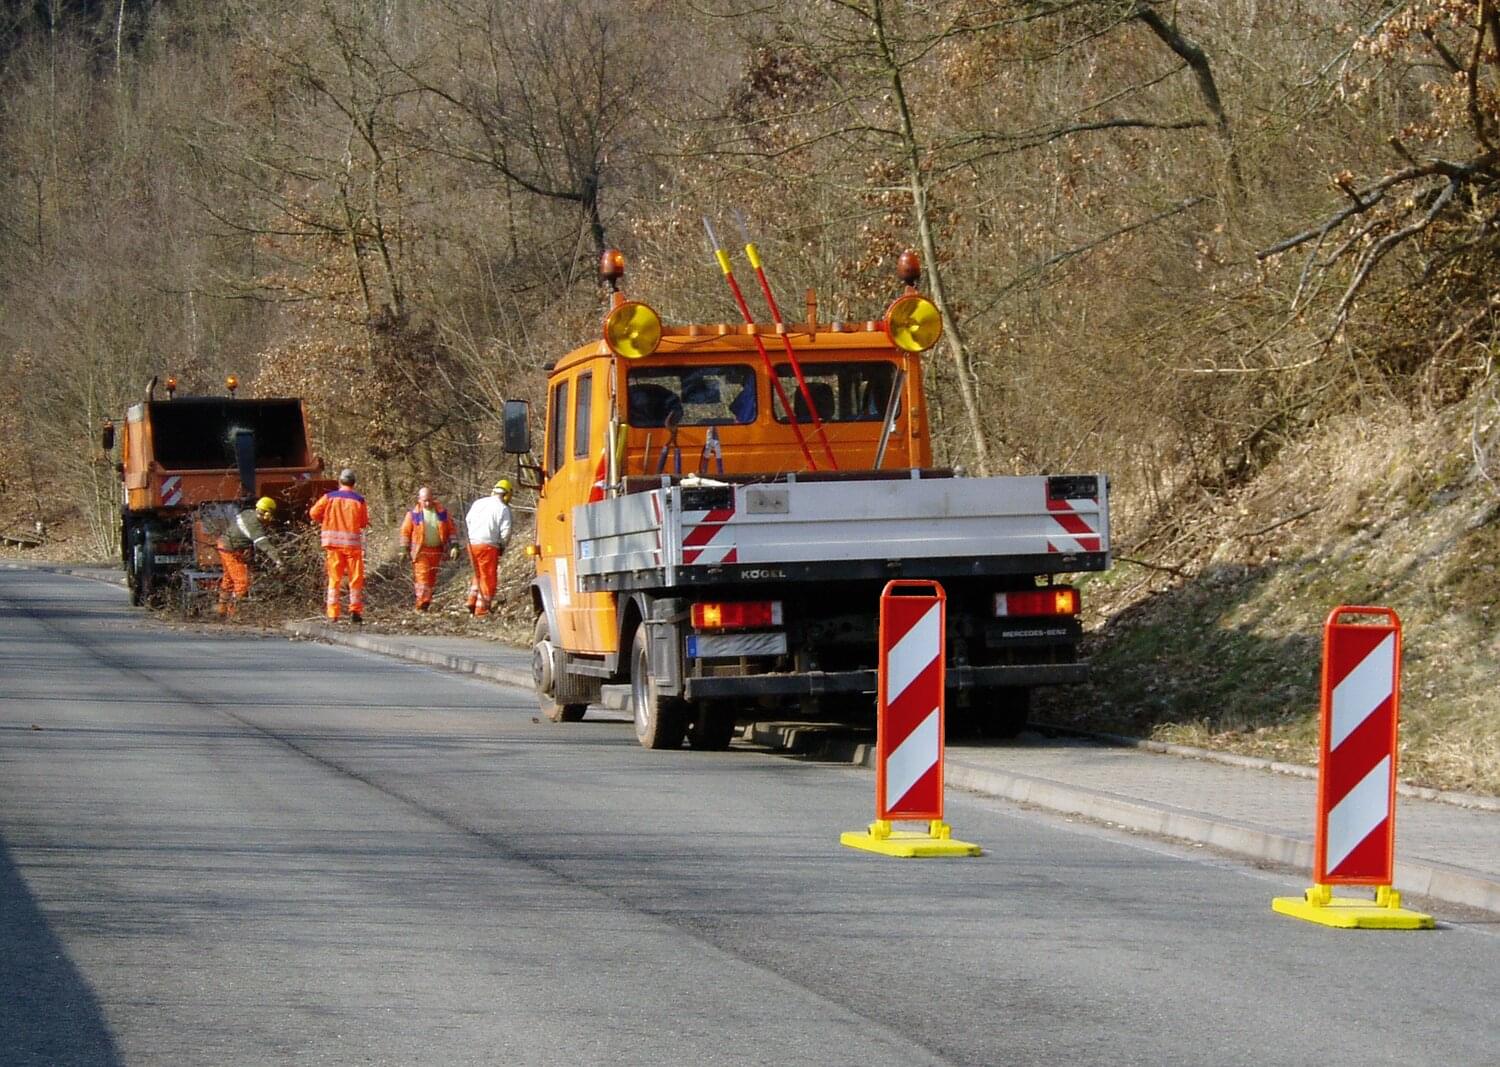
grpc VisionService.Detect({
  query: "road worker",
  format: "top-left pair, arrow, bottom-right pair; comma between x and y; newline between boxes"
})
464,478 -> 514,617
399,486 -> 456,612
215,497 -> 283,617
309,468 -> 370,623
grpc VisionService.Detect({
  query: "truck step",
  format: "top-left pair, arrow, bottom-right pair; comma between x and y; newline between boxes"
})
600,685 -> 633,712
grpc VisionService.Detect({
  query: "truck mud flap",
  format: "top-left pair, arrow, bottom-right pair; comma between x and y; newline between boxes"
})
684,662 -> 1089,701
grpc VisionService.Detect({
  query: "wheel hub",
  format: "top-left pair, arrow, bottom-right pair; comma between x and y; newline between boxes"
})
532,640 -> 555,695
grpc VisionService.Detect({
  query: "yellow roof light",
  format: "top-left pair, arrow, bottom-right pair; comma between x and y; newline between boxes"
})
884,293 -> 942,352
604,301 -> 662,359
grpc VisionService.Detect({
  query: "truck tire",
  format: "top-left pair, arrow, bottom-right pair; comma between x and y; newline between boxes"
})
631,625 -> 686,750
986,687 -> 1031,740
135,525 -> 160,606
533,616 -> 587,723
125,522 -> 144,607
686,705 -> 736,751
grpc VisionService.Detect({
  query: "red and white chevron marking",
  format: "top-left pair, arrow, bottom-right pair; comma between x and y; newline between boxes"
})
1315,611 -> 1401,884
877,585 -> 946,820
1045,495 -> 1101,554
161,476 -> 182,506
680,506 -> 738,565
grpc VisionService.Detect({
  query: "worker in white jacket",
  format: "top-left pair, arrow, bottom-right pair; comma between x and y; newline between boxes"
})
464,478 -> 514,616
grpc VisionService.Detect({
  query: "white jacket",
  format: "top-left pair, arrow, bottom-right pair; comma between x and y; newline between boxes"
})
465,494 -> 513,548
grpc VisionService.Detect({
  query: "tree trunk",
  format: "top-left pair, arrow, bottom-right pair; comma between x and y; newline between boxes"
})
873,0 -> 993,475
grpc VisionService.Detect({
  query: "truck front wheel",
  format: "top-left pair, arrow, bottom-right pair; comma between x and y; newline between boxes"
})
533,616 -> 587,723
631,626 -> 686,750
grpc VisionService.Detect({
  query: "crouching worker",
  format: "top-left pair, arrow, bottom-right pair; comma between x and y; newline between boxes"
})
216,496 -> 284,618
465,478 -> 514,617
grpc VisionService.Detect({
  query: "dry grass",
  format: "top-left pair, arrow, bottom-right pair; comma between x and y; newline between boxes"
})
1045,393 -> 1500,797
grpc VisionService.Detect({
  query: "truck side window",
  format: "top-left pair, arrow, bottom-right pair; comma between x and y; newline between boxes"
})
573,372 -> 592,458
548,379 -> 569,478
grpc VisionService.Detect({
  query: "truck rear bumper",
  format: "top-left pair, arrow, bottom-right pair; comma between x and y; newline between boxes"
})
683,662 -> 1088,700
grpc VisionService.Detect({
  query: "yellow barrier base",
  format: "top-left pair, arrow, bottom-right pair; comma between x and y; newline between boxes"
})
1272,884 -> 1434,930
840,819 -> 982,858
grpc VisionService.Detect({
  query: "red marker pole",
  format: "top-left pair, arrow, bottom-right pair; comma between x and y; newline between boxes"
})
703,218 -> 818,471
733,214 -> 839,470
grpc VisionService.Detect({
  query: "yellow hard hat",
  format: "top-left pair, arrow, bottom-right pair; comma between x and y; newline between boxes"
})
255,496 -> 277,515
494,477 -> 514,497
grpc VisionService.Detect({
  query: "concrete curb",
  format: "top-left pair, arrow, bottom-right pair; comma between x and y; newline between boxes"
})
284,621 -> 534,690
2,562 -> 125,587
746,722 -> 1500,915
1089,732 -> 1500,814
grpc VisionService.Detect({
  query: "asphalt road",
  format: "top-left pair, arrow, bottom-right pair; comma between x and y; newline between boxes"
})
2,569 -> 1497,1066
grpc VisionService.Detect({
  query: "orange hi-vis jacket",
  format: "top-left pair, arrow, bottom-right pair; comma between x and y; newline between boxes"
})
399,501 -> 455,560
310,488 -> 370,549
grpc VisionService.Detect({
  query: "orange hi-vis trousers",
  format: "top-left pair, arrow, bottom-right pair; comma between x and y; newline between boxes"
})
217,548 -> 252,616
466,544 -> 500,616
324,547 -> 365,619
411,546 -> 443,608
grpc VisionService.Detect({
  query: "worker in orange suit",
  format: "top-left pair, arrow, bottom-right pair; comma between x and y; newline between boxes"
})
215,496 -> 283,617
464,478 -> 514,617
309,468 -> 370,624
399,486 -> 456,612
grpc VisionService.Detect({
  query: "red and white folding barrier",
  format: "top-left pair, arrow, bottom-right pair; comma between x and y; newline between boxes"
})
842,580 -> 980,858
1273,605 -> 1431,928
876,580 -> 947,820
1315,606 -> 1401,885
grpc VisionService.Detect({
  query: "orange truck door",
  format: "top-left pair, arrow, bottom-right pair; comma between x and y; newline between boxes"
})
539,367 -> 616,653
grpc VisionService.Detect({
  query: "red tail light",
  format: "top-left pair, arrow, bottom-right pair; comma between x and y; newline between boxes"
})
690,600 -> 783,631
994,587 -> 1079,618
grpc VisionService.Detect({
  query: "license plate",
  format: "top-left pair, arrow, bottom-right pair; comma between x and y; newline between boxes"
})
152,554 -> 188,563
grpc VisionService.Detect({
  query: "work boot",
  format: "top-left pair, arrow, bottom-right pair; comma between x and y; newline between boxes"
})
466,602 -> 476,615
350,611 -> 363,626
417,602 -> 429,613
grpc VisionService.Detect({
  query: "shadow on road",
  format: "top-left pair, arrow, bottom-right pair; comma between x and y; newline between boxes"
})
0,834 -> 123,1066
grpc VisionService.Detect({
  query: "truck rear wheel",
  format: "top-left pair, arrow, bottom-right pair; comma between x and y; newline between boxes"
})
686,705 -> 737,751
631,625 -> 686,750
125,528 -> 144,606
533,616 -> 587,723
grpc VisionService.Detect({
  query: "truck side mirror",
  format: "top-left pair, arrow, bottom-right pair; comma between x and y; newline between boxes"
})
101,421 -> 115,452
502,399 -> 531,455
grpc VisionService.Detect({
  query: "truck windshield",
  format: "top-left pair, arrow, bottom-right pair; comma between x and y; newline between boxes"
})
627,366 -> 757,427
773,361 -> 899,423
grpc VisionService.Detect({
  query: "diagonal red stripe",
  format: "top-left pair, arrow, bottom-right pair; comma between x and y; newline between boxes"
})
882,657 -> 942,751
1327,814 -> 1391,881
1324,697 -> 1395,805
883,596 -> 935,649
886,761 -> 942,819
1325,624 -> 1393,689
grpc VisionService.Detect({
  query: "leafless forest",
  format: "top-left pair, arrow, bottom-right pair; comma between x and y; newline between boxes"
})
2,0 -> 1497,549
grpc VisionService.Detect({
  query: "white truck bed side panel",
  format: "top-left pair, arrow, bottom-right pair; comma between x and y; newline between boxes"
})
574,474 -> 1108,578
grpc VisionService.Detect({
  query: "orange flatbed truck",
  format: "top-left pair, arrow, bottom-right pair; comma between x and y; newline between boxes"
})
103,377 -> 336,606
505,250 -> 1110,749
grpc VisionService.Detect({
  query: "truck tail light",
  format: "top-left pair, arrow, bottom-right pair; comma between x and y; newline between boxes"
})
994,587 -> 1079,618
691,600 -> 783,631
